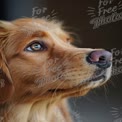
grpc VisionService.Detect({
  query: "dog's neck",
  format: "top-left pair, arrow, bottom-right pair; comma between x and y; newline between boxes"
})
0,102 -> 33,122
0,98 -> 71,122
0,101 -> 52,122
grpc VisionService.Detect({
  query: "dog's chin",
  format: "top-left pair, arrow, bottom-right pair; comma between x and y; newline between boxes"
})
82,66 -> 112,88
47,68 -> 112,98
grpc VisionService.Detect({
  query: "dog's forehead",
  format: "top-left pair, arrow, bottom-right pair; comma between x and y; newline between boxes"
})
20,22 -> 64,36
13,19 -> 67,36
23,22 -> 53,31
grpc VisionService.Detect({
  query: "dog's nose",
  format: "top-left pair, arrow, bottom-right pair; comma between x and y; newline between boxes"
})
87,50 -> 112,69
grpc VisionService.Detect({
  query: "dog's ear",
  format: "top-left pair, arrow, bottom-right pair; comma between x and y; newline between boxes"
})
0,21 -> 15,104
0,20 -> 15,48
0,20 -> 14,31
0,51 -> 14,104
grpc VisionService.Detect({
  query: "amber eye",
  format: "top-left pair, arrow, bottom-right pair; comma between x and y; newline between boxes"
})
25,41 -> 47,52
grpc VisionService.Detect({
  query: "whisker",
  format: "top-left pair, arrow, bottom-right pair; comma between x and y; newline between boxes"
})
50,80 -> 66,103
83,95 -> 95,103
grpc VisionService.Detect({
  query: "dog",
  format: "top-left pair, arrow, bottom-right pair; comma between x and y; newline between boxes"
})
0,18 -> 112,122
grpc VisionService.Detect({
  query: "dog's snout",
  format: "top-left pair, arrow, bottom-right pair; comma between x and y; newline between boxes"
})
87,50 -> 112,69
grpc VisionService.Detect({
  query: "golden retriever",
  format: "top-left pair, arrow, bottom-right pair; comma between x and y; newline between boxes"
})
0,18 -> 112,122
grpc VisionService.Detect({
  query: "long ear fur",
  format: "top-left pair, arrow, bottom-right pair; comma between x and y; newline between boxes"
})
0,20 -> 15,103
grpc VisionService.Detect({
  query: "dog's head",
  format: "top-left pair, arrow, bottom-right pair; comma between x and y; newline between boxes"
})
0,18 -> 112,103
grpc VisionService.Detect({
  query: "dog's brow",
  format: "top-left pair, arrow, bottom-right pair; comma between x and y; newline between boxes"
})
29,22 -> 50,31
31,31 -> 47,38
20,23 -> 58,38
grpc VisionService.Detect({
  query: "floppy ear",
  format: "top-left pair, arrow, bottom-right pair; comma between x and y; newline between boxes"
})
0,21 -> 15,104
0,20 -> 15,48
0,20 -> 14,31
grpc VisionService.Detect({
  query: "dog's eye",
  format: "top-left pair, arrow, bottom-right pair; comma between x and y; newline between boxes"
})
25,42 -> 46,52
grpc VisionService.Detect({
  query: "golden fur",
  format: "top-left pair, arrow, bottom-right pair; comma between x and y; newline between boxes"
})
0,18 -> 112,122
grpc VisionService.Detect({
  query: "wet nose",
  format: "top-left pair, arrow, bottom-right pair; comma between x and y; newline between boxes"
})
87,50 -> 112,69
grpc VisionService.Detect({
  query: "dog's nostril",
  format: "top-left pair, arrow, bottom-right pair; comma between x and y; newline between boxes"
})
87,50 -> 112,69
99,56 -> 106,62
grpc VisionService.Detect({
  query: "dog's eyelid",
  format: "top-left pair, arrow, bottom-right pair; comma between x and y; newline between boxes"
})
27,40 -> 44,46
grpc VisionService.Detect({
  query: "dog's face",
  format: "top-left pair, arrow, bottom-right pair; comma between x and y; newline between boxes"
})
0,18 -> 112,103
